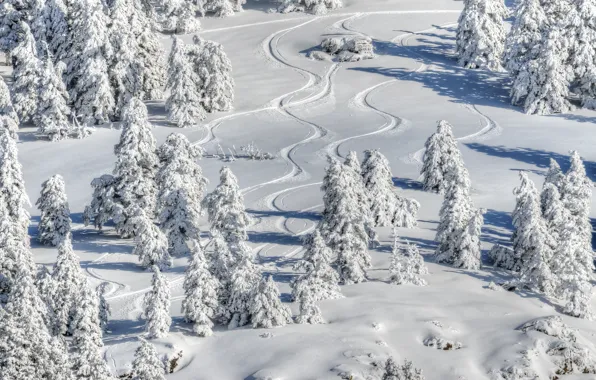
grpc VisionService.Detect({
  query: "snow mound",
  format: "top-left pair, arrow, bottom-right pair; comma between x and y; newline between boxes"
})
423,336 -> 463,351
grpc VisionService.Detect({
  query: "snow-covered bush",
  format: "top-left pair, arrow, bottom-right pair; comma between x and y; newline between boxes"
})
314,36 -> 374,62
488,244 -> 516,270
423,336 -> 463,350
131,339 -> 166,380
250,275 -> 293,329
278,0 -> 342,15
382,357 -> 425,380
389,234 -> 428,286
199,0 -> 246,17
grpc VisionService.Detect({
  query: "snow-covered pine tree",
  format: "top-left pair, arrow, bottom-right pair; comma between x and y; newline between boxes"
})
456,0 -> 507,71
83,174 -> 117,231
64,0 -> 114,125
361,149 -> 398,226
203,166 -> 252,258
344,151 -> 377,244
35,265 -> 55,308
44,0 -> 70,62
543,158 -> 565,193
541,0 -> 573,28
421,120 -> 464,194
295,286 -> 325,324
166,37 -> 206,127
452,208 -> 485,270
250,275 -> 293,329
130,339 -> 166,380
504,0 -> 548,78
0,256 -> 74,380
36,174 -> 71,246
111,98 -> 159,237
208,232 -> 237,308
541,183 -> 567,251
134,0 -> 166,101
51,237 -> 85,335
513,172 -> 556,295
10,22 -> 41,123
157,133 -> 207,256
131,208 -> 172,270
189,37 -> 234,113
434,159 -> 473,265
0,0 -> 32,61
560,151 -> 593,250
0,76 -> 19,138
292,230 -> 342,302
568,0 -> 596,109
35,55 -> 77,141
71,280 -> 115,380
389,233 -> 428,286
382,358 -> 425,380
278,0 -> 342,15
156,0 -> 200,34
226,256 -> 260,329
182,241 -> 219,337
199,0 -> 236,17
97,282 -> 111,333
143,266 -> 172,339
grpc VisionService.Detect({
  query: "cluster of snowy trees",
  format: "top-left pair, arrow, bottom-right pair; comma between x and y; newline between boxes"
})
420,121 -> 486,270
456,0 -> 596,115
0,0 -> 235,140
490,152 -> 594,319
278,0 -> 343,15
0,125 -> 117,378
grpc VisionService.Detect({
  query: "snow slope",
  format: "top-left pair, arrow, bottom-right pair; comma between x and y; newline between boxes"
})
4,0 -> 596,378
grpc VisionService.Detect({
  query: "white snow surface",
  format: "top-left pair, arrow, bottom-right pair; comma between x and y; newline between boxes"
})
4,0 -> 596,379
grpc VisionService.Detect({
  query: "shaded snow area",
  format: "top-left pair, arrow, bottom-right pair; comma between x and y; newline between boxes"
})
5,0 -> 596,379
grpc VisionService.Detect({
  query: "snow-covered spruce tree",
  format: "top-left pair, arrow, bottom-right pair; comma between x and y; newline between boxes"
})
278,0 -> 342,15
51,237 -> 85,335
166,37 -> 206,127
44,0 -> 70,62
35,56 -> 77,141
182,241 -> 219,337
295,286 -> 325,325
199,0 -> 237,17
97,282 -> 111,333
503,0 -> 548,78
456,0 -> 507,71
131,208 -> 172,270
83,174 -> 117,231
541,183 -> 567,250
157,0 -> 200,34
64,0 -> 114,125
10,22 -> 41,123
513,172 -> 556,295
226,256 -> 260,329
134,0 -> 166,101
157,133 -> 207,256
382,358 -> 425,380
344,151 -> 377,244
421,120 -> 464,194
543,158 -> 565,193
131,339 -> 166,380
111,98 -> 159,237
512,28 -> 574,115
35,265 -> 54,307
542,0 -> 573,28
250,275 -> 293,329
189,36 -> 234,113
434,160 -> 473,265
203,166 -> 252,258
0,76 -> 19,138
208,232 -> 237,306
144,266 -> 172,339
452,208 -> 485,270
0,0 -> 32,61
389,233 -> 428,286
71,281 -> 115,380
560,151 -> 593,250
568,0 -> 596,109
36,174 -> 71,246
0,257 -> 74,380
291,229 -> 342,302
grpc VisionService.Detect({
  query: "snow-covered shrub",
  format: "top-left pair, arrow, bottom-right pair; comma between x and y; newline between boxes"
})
199,0 -> 246,17
240,142 -> 274,160
250,275 -> 293,329
382,358 -> 425,380
278,0 -> 342,15
316,36 -> 374,62
488,244 -> 516,271
423,336 -> 463,350
131,339 -> 166,380
389,234 -> 428,286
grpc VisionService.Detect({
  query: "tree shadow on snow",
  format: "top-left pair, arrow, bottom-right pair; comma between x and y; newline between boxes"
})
247,208 -> 321,222
248,231 -> 304,246
392,177 -> 424,191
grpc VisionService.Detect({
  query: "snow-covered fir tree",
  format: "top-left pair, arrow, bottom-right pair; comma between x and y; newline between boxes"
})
199,0 -> 238,17
513,172 -> 556,295
541,0 -> 573,28
130,339 -> 165,380
189,36 -> 234,113
64,0 -> 114,125
157,0 -> 200,34
295,286 -> 325,325
541,183 -> 567,252
512,29 -> 574,115
71,280 -> 115,380
568,0 -> 596,109
97,282 -> 111,333
182,241 -> 220,337
560,151 -> 593,250
250,275 -> 293,329
382,358 -> 425,380
456,0 -> 507,71
0,257 -> 74,380
226,256 -> 260,329
44,0 -> 70,62
278,0 -> 342,15
144,266 -> 172,339
0,76 -> 19,138
344,151 -> 377,243
134,1 -> 166,101
389,233 -> 428,286
292,229 -> 342,302
503,0 -> 548,78
543,158 -> 565,193
452,208 -> 485,270
131,208 -> 172,270
157,133 -> 207,256
51,237 -> 85,335
434,160 -> 473,265
0,0 -> 32,60
203,166 -> 252,258
10,22 -> 41,123
208,232 -> 237,308
166,37 -> 206,127
83,174 -> 117,231
421,120 -> 464,194
35,265 -> 55,310
36,174 -> 71,246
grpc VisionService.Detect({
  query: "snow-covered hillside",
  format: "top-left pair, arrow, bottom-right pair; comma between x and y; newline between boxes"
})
3,0 -> 596,379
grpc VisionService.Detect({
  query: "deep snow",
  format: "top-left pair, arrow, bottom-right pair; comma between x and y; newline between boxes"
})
3,0 -> 596,379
